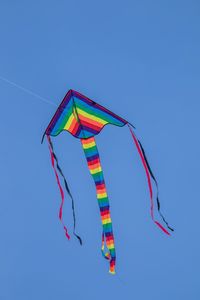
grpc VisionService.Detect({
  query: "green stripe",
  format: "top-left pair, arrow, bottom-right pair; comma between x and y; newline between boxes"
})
76,101 -> 110,123
76,99 -> 122,125
103,223 -> 113,231
58,106 -> 73,130
98,197 -> 109,205
84,145 -> 98,156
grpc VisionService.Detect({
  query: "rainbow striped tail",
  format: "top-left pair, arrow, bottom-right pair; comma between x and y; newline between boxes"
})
81,137 -> 116,274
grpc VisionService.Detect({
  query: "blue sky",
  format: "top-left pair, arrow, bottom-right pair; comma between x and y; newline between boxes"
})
0,1 -> 200,299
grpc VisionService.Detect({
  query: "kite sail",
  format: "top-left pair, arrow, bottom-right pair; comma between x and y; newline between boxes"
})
42,89 -> 173,274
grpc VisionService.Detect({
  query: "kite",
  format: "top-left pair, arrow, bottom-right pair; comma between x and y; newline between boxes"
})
42,89 -> 173,274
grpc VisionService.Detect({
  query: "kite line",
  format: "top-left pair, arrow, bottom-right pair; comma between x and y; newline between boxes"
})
0,75 -> 56,106
0,75 -> 83,241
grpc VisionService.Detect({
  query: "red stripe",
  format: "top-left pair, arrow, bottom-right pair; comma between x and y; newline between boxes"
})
88,158 -> 100,166
96,183 -> 105,189
78,112 -> 105,128
100,210 -> 110,217
106,235 -> 114,242
80,119 -> 102,132
110,260 -> 115,267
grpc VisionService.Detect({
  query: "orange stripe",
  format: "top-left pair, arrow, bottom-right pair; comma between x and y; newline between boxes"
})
81,137 -> 94,144
79,113 -> 104,129
79,116 -> 102,131
88,162 -> 101,170
68,116 -> 77,132
106,241 -> 114,247
101,213 -> 111,220
97,187 -> 106,194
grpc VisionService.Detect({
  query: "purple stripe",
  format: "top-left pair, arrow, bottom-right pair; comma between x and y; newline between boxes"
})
46,90 -> 72,134
81,125 -> 99,135
105,232 -> 114,238
86,154 -> 99,162
100,205 -> 110,212
95,180 -> 105,186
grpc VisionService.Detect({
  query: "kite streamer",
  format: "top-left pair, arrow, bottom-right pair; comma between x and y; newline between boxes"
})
47,135 -> 82,244
42,89 -> 173,274
81,137 -> 116,274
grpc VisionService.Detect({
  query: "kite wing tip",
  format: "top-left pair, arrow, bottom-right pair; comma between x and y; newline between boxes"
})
41,132 -> 46,144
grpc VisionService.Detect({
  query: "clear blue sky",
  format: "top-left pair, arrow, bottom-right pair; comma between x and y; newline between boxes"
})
0,1 -> 200,299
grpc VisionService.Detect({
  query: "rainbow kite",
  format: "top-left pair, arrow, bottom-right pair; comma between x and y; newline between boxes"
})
42,89 -> 173,274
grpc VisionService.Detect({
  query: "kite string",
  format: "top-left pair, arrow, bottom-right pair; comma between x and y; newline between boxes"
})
0,75 -> 56,106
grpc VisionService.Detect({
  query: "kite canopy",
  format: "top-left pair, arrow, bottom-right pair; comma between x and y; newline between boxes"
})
42,89 -> 173,275
43,89 -> 128,140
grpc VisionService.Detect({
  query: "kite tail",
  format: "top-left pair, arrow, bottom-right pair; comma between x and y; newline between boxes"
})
81,137 -> 116,274
128,124 -> 173,235
47,135 -> 82,244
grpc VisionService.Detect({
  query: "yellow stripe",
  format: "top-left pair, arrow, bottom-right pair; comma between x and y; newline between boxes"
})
82,141 -> 96,149
64,113 -> 74,130
90,167 -> 102,174
107,244 -> 115,249
77,107 -> 108,125
97,192 -> 107,199
102,217 -> 112,225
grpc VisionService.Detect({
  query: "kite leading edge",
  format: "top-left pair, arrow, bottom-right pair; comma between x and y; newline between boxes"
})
42,89 -> 173,274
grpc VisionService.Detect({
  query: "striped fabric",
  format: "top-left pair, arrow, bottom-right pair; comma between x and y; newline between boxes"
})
81,137 -> 116,274
45,90 -> 127,139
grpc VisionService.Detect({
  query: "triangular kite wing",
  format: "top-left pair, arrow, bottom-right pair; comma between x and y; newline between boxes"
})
44,90 -> 128,139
